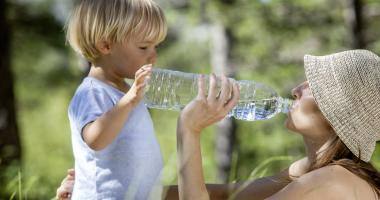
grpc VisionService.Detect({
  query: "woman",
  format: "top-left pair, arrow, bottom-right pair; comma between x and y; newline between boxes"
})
176,49 -> 380,200
58,50 -> 380,199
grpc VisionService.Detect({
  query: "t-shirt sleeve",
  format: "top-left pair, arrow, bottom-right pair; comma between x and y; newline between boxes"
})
70,85 -> 114,135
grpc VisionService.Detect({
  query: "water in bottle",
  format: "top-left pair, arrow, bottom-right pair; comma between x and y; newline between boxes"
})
143,68 -> 293,121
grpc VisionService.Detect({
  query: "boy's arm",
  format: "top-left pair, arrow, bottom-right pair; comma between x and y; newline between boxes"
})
83,65 -> 152,151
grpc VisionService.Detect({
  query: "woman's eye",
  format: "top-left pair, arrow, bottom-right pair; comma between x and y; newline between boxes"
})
139,47 -> 148,50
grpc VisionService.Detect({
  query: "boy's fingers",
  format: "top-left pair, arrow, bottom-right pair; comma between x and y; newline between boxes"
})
141,64 -> 153,69
135,67 -> 152,78
137,67 -> 152,77
140,64 -> 153,73
135,64 -> 152,77
135,70 -> 151,85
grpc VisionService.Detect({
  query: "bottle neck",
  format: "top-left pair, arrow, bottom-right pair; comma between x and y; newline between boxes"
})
278,97 -> 293,114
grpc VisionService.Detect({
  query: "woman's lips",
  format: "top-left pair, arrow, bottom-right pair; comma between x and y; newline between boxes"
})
291,100 -> 299,110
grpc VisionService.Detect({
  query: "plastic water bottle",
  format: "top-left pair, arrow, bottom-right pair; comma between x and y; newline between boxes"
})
144,68 -> 293,121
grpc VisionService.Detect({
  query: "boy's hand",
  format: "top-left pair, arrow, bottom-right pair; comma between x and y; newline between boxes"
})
123,64 -> 152,107
178,74 -> 240,134
56,168 -> 75,200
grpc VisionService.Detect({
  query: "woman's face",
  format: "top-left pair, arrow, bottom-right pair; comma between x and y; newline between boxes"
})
285,81 -> 333,141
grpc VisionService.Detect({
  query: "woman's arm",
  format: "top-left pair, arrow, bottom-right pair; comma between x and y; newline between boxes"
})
164,170 -> 291,200
231,157 -> 310,199
174,142 -> 310,200
174,75 -> 310,200
176,74 -> 239,200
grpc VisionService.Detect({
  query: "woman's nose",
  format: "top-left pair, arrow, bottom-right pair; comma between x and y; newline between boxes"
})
291,87 -> 301,99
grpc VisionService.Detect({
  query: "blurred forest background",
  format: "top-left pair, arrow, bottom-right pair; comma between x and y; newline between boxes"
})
1,0 -> 380,199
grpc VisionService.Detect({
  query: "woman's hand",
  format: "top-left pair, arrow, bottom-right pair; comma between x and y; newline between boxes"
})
178,74 -> 240,134
56,168 -> 75,200
176,74 -> 239,200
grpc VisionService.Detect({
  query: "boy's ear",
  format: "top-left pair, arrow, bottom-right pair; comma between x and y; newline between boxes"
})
95,40 -> 112,55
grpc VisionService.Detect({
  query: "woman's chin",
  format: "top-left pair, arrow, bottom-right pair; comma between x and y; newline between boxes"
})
284,116 -> 296,131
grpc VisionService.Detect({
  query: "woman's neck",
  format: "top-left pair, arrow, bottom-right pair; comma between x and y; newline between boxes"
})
303,135 -> 335,162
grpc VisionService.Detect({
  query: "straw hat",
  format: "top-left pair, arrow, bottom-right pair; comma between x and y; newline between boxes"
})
304,49 -> 380,162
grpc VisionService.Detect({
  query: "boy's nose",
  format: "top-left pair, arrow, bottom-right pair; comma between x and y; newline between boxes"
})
148,50 -> 157,64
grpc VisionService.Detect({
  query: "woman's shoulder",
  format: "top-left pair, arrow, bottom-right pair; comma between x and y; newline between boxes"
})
267,165 -> 376,200
302,164 -> 356,184
295,165 -> 376,199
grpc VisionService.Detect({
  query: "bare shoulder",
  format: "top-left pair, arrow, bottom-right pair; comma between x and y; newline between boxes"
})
267,165 -> 376,200
299,165 -> 354,186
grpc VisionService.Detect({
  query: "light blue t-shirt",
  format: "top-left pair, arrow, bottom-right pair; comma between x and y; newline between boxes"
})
68,77 -> 163,200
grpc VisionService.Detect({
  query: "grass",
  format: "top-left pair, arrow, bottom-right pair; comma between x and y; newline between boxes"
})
6,155 -> 293,200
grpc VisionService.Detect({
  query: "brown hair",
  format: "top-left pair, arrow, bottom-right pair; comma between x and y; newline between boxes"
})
309,136 -> 380,197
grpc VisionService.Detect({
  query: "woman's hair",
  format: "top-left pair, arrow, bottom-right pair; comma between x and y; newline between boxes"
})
309,136 -> 380,197
65,0 -> 167,62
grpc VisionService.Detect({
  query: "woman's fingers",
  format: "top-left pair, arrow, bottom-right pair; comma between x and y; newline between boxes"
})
56,186 -> 71,200
180,73 -> 240,134
197,75 -> 207,101
218,75 -> 231,105
205,74 -> 238,110
67,168 -> 75,177
224,82 -> 240,112
63,180 -> 75,191
66,174 -> 75,181
207,73 -> 218,103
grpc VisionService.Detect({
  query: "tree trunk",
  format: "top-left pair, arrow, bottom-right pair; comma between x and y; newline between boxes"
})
200,0 -> 208,23
211,23 -> 237,183
0,0 -> 21,180
346,0 -> 366,48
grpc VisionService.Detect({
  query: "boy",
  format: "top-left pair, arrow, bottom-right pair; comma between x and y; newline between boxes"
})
65,0 -> 167,199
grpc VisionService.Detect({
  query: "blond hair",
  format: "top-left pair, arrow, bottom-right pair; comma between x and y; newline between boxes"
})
65,0 -> 167,62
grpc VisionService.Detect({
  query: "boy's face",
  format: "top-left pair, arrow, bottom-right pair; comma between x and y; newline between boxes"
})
107,37 -> 158,79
